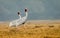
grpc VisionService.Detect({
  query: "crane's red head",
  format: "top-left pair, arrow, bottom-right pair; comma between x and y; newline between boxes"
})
25,8 -> 28,12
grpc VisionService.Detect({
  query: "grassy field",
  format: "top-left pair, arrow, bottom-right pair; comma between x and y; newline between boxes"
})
0,20 -> 60,38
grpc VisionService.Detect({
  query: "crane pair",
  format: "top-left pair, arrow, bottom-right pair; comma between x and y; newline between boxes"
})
9,8 -> 28,27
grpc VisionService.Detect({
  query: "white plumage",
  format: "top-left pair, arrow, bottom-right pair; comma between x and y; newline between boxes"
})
9,8 -> 28,27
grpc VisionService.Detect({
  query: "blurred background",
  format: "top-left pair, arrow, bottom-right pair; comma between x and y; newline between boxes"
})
0,0 -> 60,21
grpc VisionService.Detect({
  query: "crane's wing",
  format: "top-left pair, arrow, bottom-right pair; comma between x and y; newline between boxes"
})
17,16 -> 27,25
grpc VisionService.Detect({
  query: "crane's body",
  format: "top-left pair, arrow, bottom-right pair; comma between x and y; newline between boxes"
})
9,8 -> 28,27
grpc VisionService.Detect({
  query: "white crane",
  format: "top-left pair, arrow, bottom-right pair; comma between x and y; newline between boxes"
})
9,8 -> 28,27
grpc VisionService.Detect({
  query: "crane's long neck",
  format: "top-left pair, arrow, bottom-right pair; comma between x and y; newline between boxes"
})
19,15 -> 21,19
26,12 -> 28,18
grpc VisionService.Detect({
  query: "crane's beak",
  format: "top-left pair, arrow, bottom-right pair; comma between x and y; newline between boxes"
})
25,8 -> 28,12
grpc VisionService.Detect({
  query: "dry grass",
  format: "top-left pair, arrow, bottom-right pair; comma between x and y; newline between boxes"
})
0,20 -> 60,38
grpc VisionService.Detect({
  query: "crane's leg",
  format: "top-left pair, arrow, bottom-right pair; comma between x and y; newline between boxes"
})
22,22 -> 26,29
9,23 -> 12,27
16,23 -> 18,27
16,24 -> 17,27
